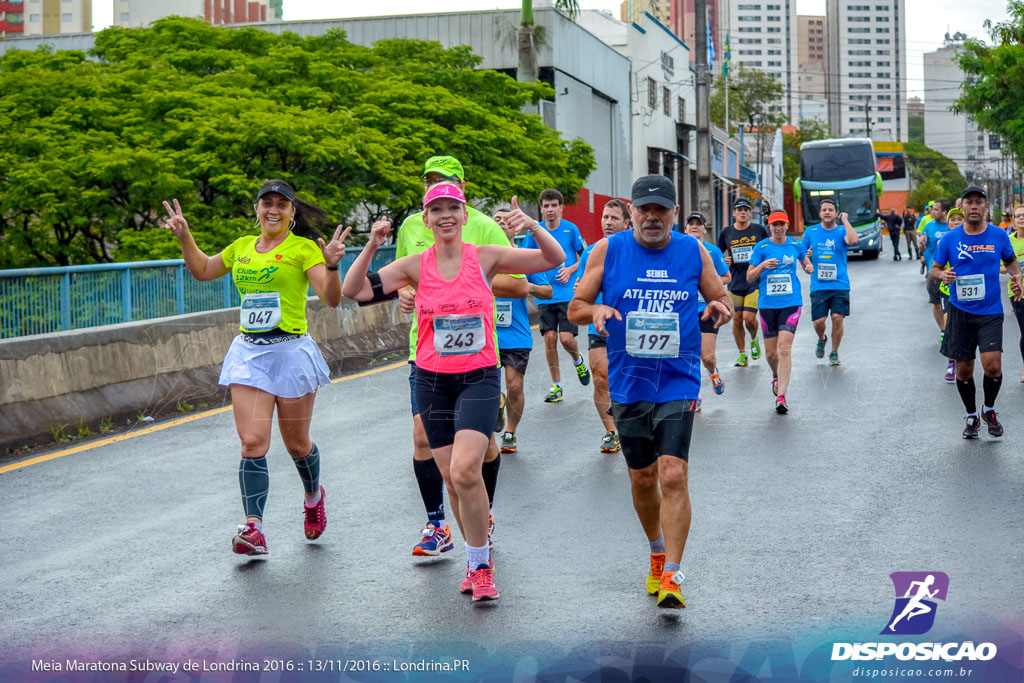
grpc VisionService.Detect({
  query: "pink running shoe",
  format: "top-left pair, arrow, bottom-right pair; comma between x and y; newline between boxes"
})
304,485 -> 327,540
232,522 -> 268,555
461,558 -> 495,594
471,566 -> 500,601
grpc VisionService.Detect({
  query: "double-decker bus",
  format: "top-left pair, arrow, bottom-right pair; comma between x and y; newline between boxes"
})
793,137 -> 885,259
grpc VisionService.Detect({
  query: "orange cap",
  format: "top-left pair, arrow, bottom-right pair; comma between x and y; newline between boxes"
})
767,211 -> 789,224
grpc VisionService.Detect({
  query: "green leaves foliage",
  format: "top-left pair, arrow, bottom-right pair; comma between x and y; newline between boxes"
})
710,64 -> 786,134
905,142 -> 966,210
0,17 -> 594,267
956,2 -> 1024,163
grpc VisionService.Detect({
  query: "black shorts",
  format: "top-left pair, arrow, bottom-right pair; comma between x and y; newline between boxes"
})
926,278 -> 943,305
588,333 -> 607,350
538,302 -> 578,335
810,290 -> 851,320
939,306 -> 1003,361
408,363 -> 420,416
758,306 -> 802,339
609,400 -> 696,469
414,366 -> 501,449
699,315 -> 719,335
499,347 -> 531,374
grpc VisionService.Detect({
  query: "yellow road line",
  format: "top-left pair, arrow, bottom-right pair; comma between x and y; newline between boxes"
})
0,360 -> 408,475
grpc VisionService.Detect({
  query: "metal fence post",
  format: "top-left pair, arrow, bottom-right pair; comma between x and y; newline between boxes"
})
223,275 -> 232,309
122,268 -> 132,323
60,272 -> 71,331
176,263 -> 185,316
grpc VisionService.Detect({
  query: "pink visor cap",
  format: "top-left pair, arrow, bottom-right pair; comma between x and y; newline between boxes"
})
423,183 -> 467,208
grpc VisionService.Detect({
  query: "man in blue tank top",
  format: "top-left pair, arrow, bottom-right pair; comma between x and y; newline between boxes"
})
569,174 -> 732,610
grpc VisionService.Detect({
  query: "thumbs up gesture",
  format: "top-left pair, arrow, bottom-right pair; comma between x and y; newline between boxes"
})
504,196 -> 538,236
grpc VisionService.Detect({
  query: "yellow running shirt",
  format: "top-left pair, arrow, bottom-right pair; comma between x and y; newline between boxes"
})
220,232 -> 325,334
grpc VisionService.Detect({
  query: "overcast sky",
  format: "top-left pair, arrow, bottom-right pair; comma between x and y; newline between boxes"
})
92,0 -> 1010,102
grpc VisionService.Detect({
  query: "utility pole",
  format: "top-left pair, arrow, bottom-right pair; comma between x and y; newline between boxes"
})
864,97 -> 871,139
695,0 -> 713,235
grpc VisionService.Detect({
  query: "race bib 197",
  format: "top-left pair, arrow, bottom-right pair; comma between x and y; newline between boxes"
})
241,292 -> 282,332
625,311 -> 680,359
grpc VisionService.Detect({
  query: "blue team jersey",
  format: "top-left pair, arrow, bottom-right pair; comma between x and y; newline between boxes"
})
922,221 -> 949,269
601,231 -> 702,403
697,242 -> 729,313
578,241 -> 603,336
496,269 -> 550,350
932,225 -> 1014,316
521,218 -> 585,304
800,224 -> 850,291
749,238 -> 806,309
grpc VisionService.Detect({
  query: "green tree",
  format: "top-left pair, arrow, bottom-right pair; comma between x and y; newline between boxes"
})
710,64 -> 786,134
908,115 -> 924,143
905,142 -> 966,209
782,117 -> 831,190
0,17 -> 595,267
956,1 -> 1024,158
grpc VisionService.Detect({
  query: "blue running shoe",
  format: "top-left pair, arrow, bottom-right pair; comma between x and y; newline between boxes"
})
412,522 -> 454,557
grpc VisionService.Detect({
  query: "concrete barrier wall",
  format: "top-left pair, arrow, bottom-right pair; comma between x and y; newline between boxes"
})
0,298 -> 412,452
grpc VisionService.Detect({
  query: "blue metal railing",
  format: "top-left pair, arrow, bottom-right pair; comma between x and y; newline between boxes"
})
0,246 -> 397,339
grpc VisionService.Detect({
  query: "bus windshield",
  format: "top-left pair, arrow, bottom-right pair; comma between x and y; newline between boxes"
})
800,143 -> 876,182
802,184 -> 878,227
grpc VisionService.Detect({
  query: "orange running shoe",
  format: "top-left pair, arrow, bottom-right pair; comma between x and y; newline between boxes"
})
646,553 -> 666,595
656,570 -> 686,609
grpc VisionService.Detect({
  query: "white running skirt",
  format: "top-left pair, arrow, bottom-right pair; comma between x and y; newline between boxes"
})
218,334 -> 330,398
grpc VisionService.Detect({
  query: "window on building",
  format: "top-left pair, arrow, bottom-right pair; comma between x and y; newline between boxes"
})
647,78 -> 656,109
739,50 -> 763,55
850,72 -> 870,77
678,97 -> 686,123
61,11 -> 71,19
663,86 -> 671,116
766,26 -> 780,32
875,4 -> 888,8
748,61 -> 764,66
738,27 -> 762,32
849,16 -> 870,21
119,11 -> 129,19
877,117 -> 891,122
766,38 -> 781,43
28,11 -> 38,19
876,49 -> 890,55
850,60 -> 869,66
877,94 -> 891,100
739,16 -> 760,21
737,3 -> 761,8
878,105 -> 891,111
848,49 -> 869,55
877,38 -> 890,43
767,60 -> 781,66
876,15 -> 889,21
767,15 -> 780,20
877,27 -> 890,32
850,84 -> 871,89
768,49 -> 781,55
766,3 -> 781,8
876,72 -> 890,78
848,28 -> 870,33
876,61 -> 890,66
877,83 -> 891,89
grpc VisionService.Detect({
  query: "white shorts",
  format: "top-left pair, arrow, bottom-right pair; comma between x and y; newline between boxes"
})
218,334 -> 330,398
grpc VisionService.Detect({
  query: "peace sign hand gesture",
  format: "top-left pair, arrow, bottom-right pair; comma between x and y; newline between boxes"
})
318,224 -> 353,269
162,199 -> 189,239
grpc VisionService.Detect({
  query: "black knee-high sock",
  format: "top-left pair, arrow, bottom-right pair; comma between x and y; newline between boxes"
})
239,456 -> 269,521
413,458 -> 445,524
983,374 -> 1002,409
482,454 -> 501,508
956,377 -> 977,415
292,443 -> 320,496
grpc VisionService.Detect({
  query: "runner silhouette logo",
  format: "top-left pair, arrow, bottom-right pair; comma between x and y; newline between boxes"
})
881,572 -> 949,635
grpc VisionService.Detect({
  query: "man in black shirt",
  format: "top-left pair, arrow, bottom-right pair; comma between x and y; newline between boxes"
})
717,198 -> 769,367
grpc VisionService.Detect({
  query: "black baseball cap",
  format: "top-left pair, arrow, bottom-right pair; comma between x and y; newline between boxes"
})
961,185 -> 987,200
256,181 -> 296,203
631,174 -> 676,210
734,198 -> 752,209
685,212 -> 707,226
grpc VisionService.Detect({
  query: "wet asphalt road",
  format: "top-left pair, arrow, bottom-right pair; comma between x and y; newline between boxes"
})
1,249 -> 1021,675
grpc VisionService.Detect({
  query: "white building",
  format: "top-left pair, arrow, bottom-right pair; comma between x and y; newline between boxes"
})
741,128 -> 783,206
825,0 -> 907,141
579,10 -> 696,208
113,0 -> 276,27
727,0 -> 799,122
21,0 -> 91,35
923,41 -> 1002,182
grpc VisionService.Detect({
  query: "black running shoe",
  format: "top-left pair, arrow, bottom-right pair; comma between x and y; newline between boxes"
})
982,410 -> 1003,438
962,415 -> 981,439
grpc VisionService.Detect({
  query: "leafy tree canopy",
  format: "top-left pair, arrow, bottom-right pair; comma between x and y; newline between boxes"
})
0,17 -> 595,267
710,64 -> 786,134
956,1 -> 1024,159
905,142 -> 966,210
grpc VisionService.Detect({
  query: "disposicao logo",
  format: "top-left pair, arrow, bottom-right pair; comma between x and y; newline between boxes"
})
883,571 -> 948,635
831,572 -> 997,662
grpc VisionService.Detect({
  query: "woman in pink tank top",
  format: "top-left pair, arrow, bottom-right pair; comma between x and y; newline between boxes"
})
343,184 -> 565,603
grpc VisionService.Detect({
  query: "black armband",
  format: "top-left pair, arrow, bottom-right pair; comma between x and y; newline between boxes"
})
357,270 -> 399,306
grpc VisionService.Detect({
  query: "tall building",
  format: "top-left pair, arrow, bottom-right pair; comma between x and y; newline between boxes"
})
826,0 -> 907,141
923,41 -> 1001,181
667,0 -> 726,74
796,15 -> 827,122
620,0 -> 670,24
113,0 -> 275,27
1,0 -> 26,36
907,95 -> 923,117
727,0 -> 798,122
19,0 -> 91,34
